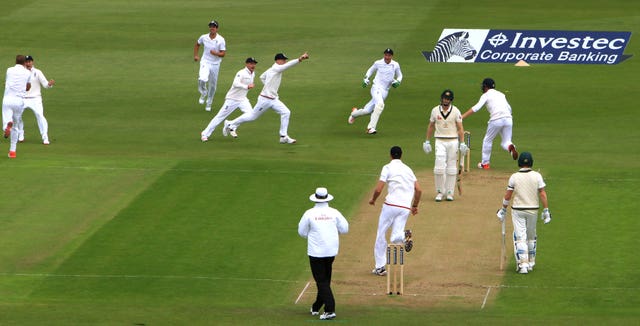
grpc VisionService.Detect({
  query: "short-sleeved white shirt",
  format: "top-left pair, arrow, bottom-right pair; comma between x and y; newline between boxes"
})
470,88 -> 512,121
508,168 -> 546,210
366,59 -> 402,90
197,33 -> 226,65
430,105 -> 462,139
4,64 -> 31,98
298,202 -> 349,258
379,159 -> 417,208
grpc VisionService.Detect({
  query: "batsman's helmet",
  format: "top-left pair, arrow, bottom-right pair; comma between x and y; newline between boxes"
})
482,78 -> 495,89
518,152 -> 534,167
441,89 -> 454,101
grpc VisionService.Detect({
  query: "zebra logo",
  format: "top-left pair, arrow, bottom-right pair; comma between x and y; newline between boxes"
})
422,31 -> 478,62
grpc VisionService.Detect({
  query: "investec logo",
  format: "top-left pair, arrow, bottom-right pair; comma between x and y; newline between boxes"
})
479,30 -> 632,64
423,29 -> 632,65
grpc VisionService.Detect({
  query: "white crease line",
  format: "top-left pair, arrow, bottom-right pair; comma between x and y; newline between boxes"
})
481,287 -> 491,310
295,281 -> 311,304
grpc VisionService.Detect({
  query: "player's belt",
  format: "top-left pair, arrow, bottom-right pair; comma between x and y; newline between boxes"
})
383,202 -> 411,210
260,94 -> 275,99
512,207 -> 539,211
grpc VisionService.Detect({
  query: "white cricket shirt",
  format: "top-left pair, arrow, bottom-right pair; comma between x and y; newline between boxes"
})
259,59 -> 300,99
4,64 -> 31,98
470,88 -> 512,121
508,168 -> 546,210
430,105 -> 462,139
225,67 -> 255,101
366,59 -> 403,90
197,33 -> 226,65
298,202 -> 349,258
380,159 -> 417,208
25,67 -> 50,98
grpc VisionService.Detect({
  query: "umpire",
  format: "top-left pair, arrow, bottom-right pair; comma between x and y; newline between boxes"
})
298,187 -> 349,320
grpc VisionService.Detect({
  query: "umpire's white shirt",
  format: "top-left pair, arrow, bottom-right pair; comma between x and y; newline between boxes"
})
366,59 -> 402,90
470,88 -> 512,121
25,67 -> 50,98
197,33 -> 226,65
380,159 -> 417,209
259,59 -> 300,99
225,67 -> 255,101
298,202 -> 349,258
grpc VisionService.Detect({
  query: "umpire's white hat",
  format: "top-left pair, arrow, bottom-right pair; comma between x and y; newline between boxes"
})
309,187 -> 334,202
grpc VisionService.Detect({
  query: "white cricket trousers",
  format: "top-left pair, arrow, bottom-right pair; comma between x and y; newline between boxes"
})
228,95 -> 291,137
374,203 -> 410,269
511,209 -> 537,266
2,96 -> 25,152
19,97 -> 49,141
352,85 -> 389,126
201,98 -> 252,137
481,117 -> 514,164
198,62 -> 220,106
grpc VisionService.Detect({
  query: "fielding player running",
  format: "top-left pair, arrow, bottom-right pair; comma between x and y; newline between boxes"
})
348,48 -> 403,135
423,89 -> 468,201
224,52 -> 309,144
2,55 -> 31,158
193,20 -> 226,112
298,187 -> 349,321
369,146 -> 421,276
18,55 -> 54,145
200,57 -> 257,142
461,78 -> 518,169
496,152 -> 552,274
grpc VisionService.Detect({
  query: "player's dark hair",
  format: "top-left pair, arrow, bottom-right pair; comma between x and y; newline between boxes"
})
390,146 -> 402,159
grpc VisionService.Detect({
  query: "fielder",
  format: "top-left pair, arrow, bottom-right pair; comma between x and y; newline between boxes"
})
461,78 -> 518,169
223,52 -> 309,144
496,152 -> 551,274
369,146 -> 421,276
348,48 -> 403,135
200,57 -> 257,142
2,55 -> 32,158
423,90 -> 468,201
193,20 -> 226,112
18,55 -> 54,145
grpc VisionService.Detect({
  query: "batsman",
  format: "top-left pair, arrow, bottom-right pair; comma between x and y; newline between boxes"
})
423,89 -> 468,201
496,152 -> 552,274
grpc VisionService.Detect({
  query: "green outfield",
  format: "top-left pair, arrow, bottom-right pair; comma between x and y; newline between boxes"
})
1,0 -> 638,324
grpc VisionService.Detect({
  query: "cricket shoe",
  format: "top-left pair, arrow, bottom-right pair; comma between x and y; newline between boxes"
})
528,262 -> 535,271
8,151 -> 16,158
517,263 -> 529,274
222,120 -> 231,137
205,106 -> 211,112
310,307 -> 319,316
201,134 -> 208,142
280,135 -> 296,144
348,107 -> 357,124
43,137 -> 50,145
446,194 -> 454,201
366,128 -> 377,134
404,229 -> 413,252
435,193 -> 443,202
371,266 -> 387,276
508,144 -> 518,160
3,122 -> 12,138
319,312 -> 336,320
477,162 -> 490,170
198,95 -> 205,105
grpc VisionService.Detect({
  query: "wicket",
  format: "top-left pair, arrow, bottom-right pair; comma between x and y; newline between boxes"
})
463,131 -> 471,172
386,244 -> 404,295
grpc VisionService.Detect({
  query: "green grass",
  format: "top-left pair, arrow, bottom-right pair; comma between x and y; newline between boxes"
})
1,0 -> 639,324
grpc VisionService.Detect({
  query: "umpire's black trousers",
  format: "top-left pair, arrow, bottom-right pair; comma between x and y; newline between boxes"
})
309,256 -> 335,313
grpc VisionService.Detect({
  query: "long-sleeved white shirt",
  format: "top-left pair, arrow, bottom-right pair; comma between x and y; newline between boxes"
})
298,202 -> 349,258
365,59 -> 403,90
259,59 -> 300,99
25,67 -> 51,98
470,88 -> 512,121
4,64 -> 31,98
225,67 -> 255,101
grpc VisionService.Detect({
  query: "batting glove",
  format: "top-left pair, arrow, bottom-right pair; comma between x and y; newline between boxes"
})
541,208 -> 552,224
392,80 -> 401,88
362,78 -> 370,88
496,207 -> 506,222
422,140 -> 432,154
459,142 -> 468,155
